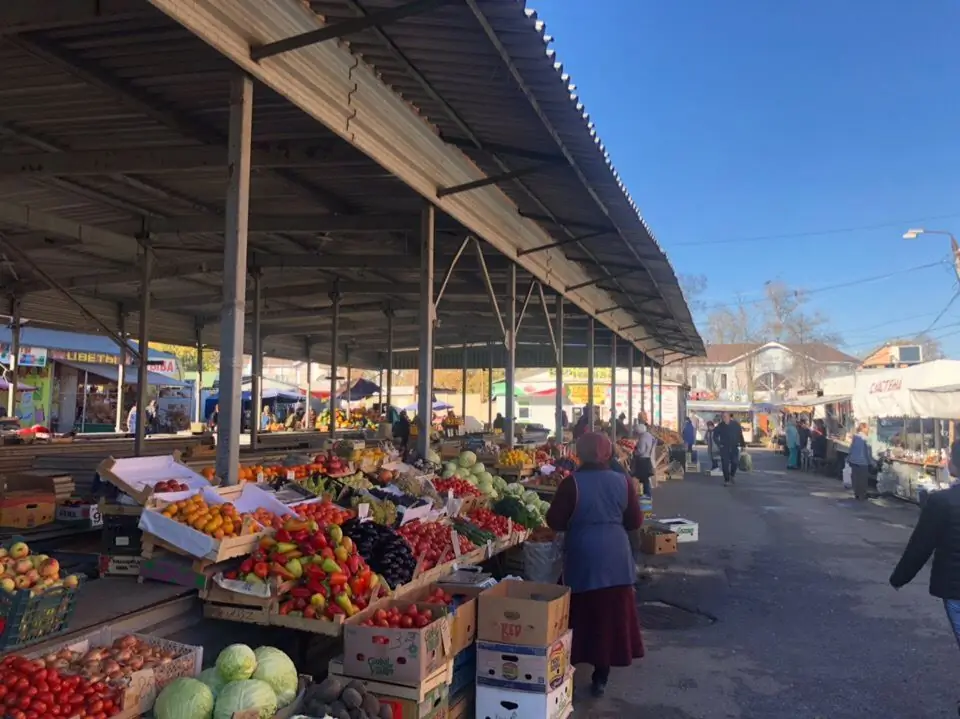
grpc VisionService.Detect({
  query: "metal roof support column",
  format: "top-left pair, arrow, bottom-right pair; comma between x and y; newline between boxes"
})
416,205 -> 436,459
216,72 -> 253,486
250,270 -> 262,451
640,353 -> 647,421
194,325 -> 203,424
658,360 -> 664,427
115,310 -> 126,433
504,263 -> 516,449
329,287 -> 341,437
134,245 -> 152,457
461,341 -> 467,424
627,345 -> 634,432
555,297 -> 564,440
487,343 -> 493,431
385,307 -> 394,411
588,317 -> 595,432
345,347 -> 352,415
377,367 -> 383,411
305,338 -> 313,428
5,298 -> 20,419
611,334 -> 618,444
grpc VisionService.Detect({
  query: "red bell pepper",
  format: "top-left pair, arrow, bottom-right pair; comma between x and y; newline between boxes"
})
329,572 -> 348,587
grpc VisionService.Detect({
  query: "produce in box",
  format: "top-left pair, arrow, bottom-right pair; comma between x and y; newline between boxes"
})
0,541 -> 80,594
302,675 -> 389,719
397,520 -> 477,570
341,518 -> 416,589
0,653 -> 124,718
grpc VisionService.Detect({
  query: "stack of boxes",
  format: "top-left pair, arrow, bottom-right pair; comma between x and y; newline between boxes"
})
475,581 -> 574,719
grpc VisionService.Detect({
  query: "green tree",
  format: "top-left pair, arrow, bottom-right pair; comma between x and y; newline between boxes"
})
151,343 -> 220,373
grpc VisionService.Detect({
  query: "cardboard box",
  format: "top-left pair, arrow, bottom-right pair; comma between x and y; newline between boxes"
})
57,502 -> 103,528
475,667 -> 574,719
653,517 -> 699,543
28,626 -> 202,717
0,491 -> 55,529
477,581 -> 570,646
344,600 -> 454,686
449,690 -> 473,719
402,582 -> 482,656
640,528 -> 678,555
98,454 -> 214,505
98,554 -> 143,577
450,645 -> 476,698
329,656 -> 450,719
476,629 -> 572,693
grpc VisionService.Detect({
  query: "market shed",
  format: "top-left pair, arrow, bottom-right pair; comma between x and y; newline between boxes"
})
0,0 -> 703,476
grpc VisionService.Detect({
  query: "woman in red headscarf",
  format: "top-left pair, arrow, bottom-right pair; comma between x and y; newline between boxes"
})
546,432 -> 644,697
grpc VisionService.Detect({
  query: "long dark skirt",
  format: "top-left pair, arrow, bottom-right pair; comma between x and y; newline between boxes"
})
570,585 -> 645,668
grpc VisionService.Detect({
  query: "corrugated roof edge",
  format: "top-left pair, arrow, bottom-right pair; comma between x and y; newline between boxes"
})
522,2 -> 703,356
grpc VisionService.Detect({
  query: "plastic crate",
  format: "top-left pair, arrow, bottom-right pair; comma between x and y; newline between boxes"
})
102,514 -> 143,556
0,582 -> 80,651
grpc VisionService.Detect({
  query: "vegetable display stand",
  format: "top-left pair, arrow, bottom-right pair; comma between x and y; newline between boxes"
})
0,582 -> 79,650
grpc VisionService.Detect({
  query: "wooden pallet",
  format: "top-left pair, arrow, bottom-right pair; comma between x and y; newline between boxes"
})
140,534 -> 216,573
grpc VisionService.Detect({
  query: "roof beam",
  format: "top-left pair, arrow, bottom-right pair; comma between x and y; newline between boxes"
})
0,199 -> 135,248
517,212 -> 615,235
0,141 -> 363,177
113,213 -> 420,235
516,230 -> 611,257
251,0 -> 455,61
437,163 -> 549,199
440,135 -> 567,165
0,0 -> 145,35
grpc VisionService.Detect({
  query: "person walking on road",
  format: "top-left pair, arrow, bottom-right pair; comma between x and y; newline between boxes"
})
705,420 -> 719,470
890,440 -> 960,715
785,417 -> 800,469
546,432 -> 644,699
682,417 -> 696,453
714,412 -> 745,486
847,422 -> 874,500
631,421 -> 657,496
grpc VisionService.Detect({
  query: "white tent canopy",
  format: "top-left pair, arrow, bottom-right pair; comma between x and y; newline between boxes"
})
852,360 -> 960,419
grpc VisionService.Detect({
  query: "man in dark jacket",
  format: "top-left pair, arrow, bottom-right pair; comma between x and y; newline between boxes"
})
713,412 -> 745,486
890,440 -> 960,673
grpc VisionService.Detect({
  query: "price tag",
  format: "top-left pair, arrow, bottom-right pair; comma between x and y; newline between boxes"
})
486,540 -> 493,559
286,470 -> 296,482
358,503 -> 371,523
257,471 -> 265,483
89,506 -> 103,529
451,530 -> 462,559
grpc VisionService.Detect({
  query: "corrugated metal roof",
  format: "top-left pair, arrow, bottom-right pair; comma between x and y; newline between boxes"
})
0,326 -> 175,359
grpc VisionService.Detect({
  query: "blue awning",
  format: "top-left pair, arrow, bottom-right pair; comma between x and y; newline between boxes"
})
60,361 -> 186,387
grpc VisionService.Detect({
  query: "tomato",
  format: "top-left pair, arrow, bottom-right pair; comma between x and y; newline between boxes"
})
87,699 -> 104,713
400,614 -> 414,628
14,677 -> 29,691
29,700 -> 46,713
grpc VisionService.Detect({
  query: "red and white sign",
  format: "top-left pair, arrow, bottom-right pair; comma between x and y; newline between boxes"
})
853,360 -> 960,420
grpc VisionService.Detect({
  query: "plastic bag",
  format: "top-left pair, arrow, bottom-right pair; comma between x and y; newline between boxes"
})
738,451 -> 753,472
842,463 -> 852,489
523,535 -> 563,583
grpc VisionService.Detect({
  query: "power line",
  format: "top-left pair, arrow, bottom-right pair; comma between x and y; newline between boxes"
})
674,211 -> 960,248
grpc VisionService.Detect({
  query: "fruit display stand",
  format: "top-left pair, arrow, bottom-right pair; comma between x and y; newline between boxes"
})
97,454 -> 215,505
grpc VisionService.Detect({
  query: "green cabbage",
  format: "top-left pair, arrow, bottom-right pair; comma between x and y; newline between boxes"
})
154,677 -> 214,719
458,451 -> 477,468
441,466 -> 457,479
427,450 -> 441,464
538,500 -> 551,514
216,644 -> 257,682
213,679 -> 277,719
251,647 -> 299,708
197,668 -> 227,699
522,490 -> 539,505
478,472 -> 493,484
471,462 -> 486,475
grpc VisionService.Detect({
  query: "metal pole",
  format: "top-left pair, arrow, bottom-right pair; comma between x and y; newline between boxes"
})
216,72 -> 253,485
610,333 -> 617,443
6,299 -> 20,420
329,288 -> 341,436
115,310 -> 126,432
250,271 -> 262,450
627,345 -> 634,434
377,367 -> 383,410
555,296 -> 564,440
134,246 -> 152,455
416,205 -> 436,459
657,361 -> 663,427
461,341 -> 467,424
588,317 -> 595,431
305,338 -> 313,430
641,352 -> 647,421
386,309 -> 394,411
80,370 -> 88,433
195,327 -> 203,424
345,346 -> 352,416
504,263 -> 516,448
487,343 -> 493,431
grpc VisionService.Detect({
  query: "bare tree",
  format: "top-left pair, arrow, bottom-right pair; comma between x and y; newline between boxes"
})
679,274 -> 708,315
704,297 -> 763,400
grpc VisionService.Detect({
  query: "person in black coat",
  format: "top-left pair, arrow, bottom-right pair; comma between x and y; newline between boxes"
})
891,440 -> 960,673
713,413 -> 745,486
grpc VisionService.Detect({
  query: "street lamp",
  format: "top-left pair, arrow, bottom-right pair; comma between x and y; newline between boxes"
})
902,228 -> 960,283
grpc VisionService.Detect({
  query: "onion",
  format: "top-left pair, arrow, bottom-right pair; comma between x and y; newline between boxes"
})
128,657 -> 144,671
115,649 -> 132,663
118,635 -> 138,649
43,653 -> 58,665
107,670 -> 124,681
103,660 -> 121,674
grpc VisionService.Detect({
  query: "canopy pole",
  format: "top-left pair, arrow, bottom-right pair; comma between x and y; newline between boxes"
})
611,333 -> 618,443
194,325 -> 203,424
416,205 -> 436,459
305,338 -> 313,430
640,352 -> 647,421
461,341 -> 467,425
250,270 -> 262,450
627,345 -> 634,434
5,299 -> 20,421
134,244 -> 152,456
386,308 -> 394,411
588,317 -> 595,432
115,310 -> 126,433
657,358 -> 664,426
487,342 -> 493,431
80,370 -> 88,434
216,72 -> 253,486
555,296 -> 564,440
504,263 -> 516,449
329,287 -> 341,437
345,346 -> 352,416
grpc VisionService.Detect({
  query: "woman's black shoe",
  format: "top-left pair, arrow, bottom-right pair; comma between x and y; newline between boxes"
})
590,680 -> 606,698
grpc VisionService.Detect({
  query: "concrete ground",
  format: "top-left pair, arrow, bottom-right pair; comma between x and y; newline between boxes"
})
577,448 -> 959,719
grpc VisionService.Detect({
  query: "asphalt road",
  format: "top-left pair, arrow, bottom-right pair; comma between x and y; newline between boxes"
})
577,449 -> 959,719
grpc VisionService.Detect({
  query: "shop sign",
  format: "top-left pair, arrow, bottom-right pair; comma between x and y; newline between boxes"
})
869,379 -> 902,394
51,349 -> 121,365
147,359 -> 179,375
566,384 -> 608,405
0,344 -> 47,368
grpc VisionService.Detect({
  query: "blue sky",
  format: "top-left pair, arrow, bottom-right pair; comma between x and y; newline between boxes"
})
538,0 -> 960,357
